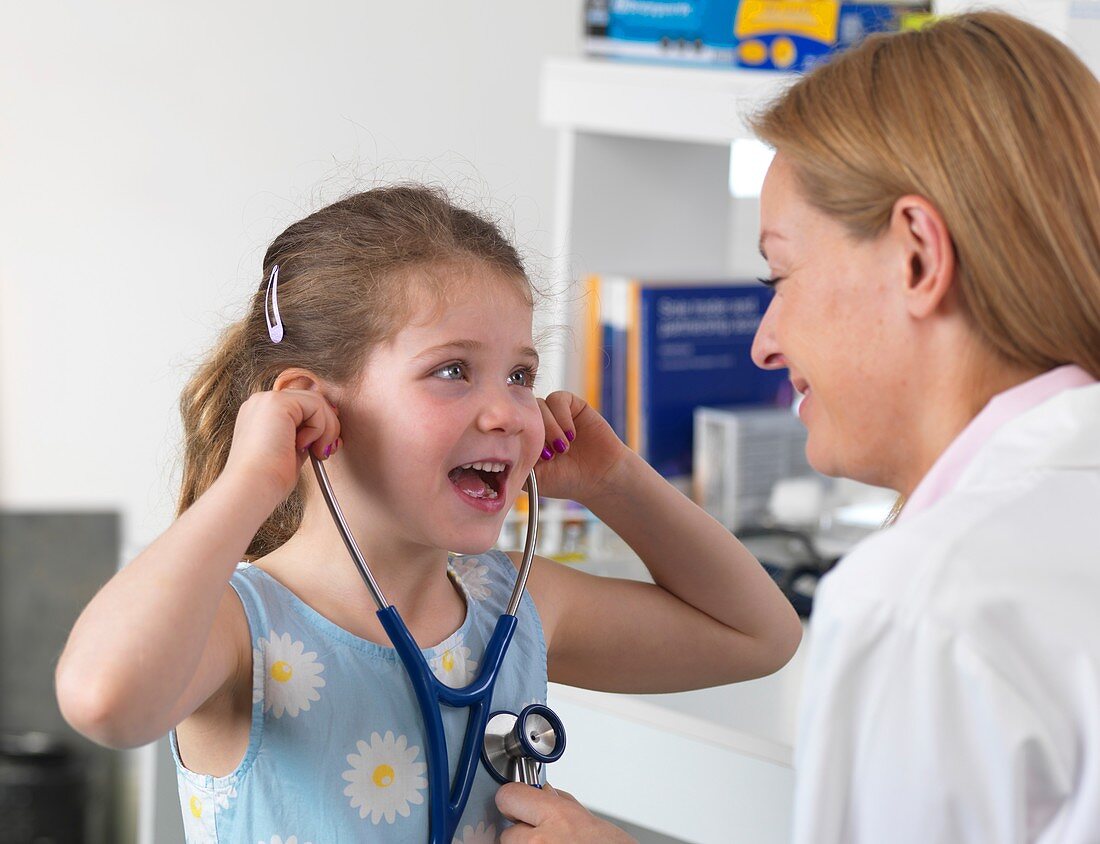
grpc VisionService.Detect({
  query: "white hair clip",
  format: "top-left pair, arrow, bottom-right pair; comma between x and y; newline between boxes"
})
264,264 -> 284,343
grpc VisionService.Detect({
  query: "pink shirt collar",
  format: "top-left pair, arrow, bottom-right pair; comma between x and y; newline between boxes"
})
896,364 -> 1096,524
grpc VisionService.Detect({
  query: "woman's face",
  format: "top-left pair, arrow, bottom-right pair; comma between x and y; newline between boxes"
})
752,153 -> 909,487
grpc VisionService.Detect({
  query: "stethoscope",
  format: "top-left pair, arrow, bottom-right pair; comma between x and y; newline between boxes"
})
309,456 -> 567,843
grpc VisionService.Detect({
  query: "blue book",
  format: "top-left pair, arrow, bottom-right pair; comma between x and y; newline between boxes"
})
636,283 -> 788,478
586,277 -> 788,480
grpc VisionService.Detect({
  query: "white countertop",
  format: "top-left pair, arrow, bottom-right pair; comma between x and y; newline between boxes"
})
541,545 -> 809,843
549,623 -> 807,768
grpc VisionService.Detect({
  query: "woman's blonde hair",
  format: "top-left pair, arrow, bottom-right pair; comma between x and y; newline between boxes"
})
178,184 -> 533,558
750,11 -> 1100,377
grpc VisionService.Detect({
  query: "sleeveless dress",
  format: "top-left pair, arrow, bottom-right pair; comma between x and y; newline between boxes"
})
171,550 -> 548,844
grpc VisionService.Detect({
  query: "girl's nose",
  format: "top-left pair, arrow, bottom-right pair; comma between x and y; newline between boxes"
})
751,300 -> 786,371
476,386 -> 526,434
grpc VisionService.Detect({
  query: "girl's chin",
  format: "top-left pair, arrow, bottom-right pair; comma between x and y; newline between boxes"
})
446,537 -> 503,557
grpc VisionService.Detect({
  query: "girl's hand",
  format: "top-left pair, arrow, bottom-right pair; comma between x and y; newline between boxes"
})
534,391 -> 631,505
221,389 -> 341,504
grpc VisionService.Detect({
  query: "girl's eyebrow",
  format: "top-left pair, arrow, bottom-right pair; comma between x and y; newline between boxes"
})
413,340 -> 539,364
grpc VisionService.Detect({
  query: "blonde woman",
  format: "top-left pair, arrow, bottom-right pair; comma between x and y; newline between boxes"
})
498,11 -> 1100,843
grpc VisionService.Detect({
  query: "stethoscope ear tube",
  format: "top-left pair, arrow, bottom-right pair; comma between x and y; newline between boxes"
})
310,456 -> 389,609
507,470 -> 538,615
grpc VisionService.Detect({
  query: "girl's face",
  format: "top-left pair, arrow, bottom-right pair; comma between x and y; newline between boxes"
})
338,265 -> 545,556
751,153 -> 908,488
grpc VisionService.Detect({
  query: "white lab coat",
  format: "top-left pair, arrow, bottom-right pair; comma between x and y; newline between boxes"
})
792,382 -> 1100,843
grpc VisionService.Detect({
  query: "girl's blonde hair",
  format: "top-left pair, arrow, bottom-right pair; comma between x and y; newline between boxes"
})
750,11 -> 1100,377
178,184 -> 532,558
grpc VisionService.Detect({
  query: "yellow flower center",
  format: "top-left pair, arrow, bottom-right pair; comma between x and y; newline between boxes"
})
442,651 -> 455,673
270,660 -> 293,682
189,796 -> 203,818
372,764 -> 396,788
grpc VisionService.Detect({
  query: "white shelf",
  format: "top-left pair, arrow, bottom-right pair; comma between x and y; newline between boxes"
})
539,56 -> 795,145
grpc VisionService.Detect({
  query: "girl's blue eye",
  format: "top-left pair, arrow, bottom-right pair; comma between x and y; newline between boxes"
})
435,363 -> 466,381
508,367 -> 536,388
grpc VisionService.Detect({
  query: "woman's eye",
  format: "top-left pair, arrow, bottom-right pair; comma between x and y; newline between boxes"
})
508,367 -> 536,388
434,363 -> 466,381
756,275 -> 785,289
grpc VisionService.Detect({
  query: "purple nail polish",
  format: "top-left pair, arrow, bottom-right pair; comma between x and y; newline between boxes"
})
565,430 -> 575,442
324,443 -> 332,458
553,438 -> 567,454
541,447 -> 553,461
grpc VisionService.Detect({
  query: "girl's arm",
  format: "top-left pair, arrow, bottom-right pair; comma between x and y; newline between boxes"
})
520,392 -> 802,693
56,388 -> 340,748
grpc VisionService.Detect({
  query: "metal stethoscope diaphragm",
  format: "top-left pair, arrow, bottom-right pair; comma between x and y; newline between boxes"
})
482,703 -> 567,785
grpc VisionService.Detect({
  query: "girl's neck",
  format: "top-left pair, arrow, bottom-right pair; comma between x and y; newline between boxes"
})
255,505 -> 466,650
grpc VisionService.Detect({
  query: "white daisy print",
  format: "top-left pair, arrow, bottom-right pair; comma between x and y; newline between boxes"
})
212,782 -> 237,812
429,635 -> 479,688
342,731 -> 428,824
254,631 -> 326,718
177,778 -> 215,844
450,557 -> 492,601
453,821 -> 497,844
259,837 -> 313,844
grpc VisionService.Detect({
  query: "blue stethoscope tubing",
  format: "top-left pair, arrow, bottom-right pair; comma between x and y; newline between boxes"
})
309,456 -> 542,844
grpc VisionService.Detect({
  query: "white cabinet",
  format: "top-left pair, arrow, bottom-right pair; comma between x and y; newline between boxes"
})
546,635 -> 806,844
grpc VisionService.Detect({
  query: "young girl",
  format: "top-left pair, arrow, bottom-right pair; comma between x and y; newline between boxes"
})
56,185 -> 801,843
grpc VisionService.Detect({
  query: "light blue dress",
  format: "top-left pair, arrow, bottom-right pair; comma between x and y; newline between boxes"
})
171,550 -> 548,844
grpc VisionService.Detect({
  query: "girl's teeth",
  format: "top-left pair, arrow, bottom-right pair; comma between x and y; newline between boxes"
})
460,461 -> 505,473
462,487 -> 498,500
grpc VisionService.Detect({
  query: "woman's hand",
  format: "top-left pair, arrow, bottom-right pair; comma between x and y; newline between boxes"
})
497,782 -> 636,843
221,389 -> 341,506
534,391 -> 631,505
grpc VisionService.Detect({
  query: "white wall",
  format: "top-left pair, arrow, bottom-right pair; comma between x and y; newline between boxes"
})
0,1 -> 582,555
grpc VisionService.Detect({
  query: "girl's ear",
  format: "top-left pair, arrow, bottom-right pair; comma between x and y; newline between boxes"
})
272,367 -> 325,393
891,194 -> 956,321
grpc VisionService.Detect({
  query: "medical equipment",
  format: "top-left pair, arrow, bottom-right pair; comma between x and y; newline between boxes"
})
309,457 -> 566,844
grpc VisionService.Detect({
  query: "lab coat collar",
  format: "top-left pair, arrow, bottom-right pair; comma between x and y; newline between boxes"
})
952,374 -> 1100,492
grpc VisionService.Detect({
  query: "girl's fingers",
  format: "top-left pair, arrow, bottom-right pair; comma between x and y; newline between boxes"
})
538,399 -> 568,460
292,393 -> 341,459
546,392 -> 577,444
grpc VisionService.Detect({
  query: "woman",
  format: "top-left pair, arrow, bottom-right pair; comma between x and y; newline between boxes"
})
497,11 -> 1100,842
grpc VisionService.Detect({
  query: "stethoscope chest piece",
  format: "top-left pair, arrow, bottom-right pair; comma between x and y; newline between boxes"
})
481,703 -> 566,786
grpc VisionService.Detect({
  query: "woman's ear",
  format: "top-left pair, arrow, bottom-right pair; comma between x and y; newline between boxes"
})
272,367 -> 325,393
892,195 -> 956,320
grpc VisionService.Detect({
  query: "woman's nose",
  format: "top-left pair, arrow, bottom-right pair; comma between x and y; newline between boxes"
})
751,301 -> 786,371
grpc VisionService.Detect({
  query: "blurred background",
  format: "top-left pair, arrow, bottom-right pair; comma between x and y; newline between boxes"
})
2,2 -> 1098,842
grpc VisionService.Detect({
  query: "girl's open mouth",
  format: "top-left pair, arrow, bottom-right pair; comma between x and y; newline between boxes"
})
447,460 -> 511,502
